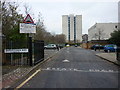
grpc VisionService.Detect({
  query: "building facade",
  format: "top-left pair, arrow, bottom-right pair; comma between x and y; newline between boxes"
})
118,1 -> 120,29
62,14 -> 82,43
88,23 -> 118,41
82,34 -> 88,43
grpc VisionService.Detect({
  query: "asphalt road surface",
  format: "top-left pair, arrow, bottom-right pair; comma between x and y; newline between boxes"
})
13,47 -> 120,88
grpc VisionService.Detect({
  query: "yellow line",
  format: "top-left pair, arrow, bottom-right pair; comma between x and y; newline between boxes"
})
14,69 -> 41,90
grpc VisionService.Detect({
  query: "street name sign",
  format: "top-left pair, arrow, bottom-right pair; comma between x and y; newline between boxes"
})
4,49 -> 28,53
20,23 -> 36,33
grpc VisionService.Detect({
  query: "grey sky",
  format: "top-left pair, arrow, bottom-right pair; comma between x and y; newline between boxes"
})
18,0 -> 119,34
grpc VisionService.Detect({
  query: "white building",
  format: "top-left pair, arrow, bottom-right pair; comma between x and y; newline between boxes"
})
118,1 -> 120,29
88,23 -> 118,41
62,14 -> 82,43
0,1 -> 2,37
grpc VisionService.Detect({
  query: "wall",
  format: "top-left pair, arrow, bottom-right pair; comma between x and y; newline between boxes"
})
88,23 -> 118,41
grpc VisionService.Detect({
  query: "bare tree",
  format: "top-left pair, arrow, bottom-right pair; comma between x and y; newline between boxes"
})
23,3 -> 32,15
23,3 -> 35,21
55,34 -> 66,44
2,1 -> 24,40
92,27 -> 106,51
92,27 -> 106,40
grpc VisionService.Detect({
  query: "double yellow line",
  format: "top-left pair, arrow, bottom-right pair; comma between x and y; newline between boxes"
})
14,69 -> 41,90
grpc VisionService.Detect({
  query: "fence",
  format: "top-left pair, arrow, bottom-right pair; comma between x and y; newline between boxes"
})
3,39 -> 44,66
3,40 -> 29,65
33,40 -> 44,65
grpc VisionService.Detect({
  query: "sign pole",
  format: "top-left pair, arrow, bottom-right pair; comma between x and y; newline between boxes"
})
29,36 -> 32,66
21,53 -> 23,65
20,14 -> 36,66
10,40 -> 13,65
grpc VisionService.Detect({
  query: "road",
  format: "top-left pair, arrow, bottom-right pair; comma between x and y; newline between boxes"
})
13,47 -> 120,88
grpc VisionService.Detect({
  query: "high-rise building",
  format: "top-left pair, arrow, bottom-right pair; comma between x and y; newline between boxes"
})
62,14 -> 82,43
118,1 -> 120,29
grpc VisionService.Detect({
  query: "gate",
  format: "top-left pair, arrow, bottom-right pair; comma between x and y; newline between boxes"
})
33,40 -> 44,65
3,40 -> 29,65
3,39 -> 44,66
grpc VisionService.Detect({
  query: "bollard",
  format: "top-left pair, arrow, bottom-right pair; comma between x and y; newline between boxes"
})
116,47 -> 120,61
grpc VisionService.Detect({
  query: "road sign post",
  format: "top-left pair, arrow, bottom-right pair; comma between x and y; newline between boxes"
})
29,36 -> 32,66
20,14 -> 36,66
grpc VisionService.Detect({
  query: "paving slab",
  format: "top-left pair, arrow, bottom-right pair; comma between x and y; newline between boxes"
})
96,53 -> 120,66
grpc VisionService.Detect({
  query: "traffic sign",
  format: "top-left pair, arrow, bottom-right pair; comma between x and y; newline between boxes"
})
20,23 -> 36,33
23,14 -> 34,24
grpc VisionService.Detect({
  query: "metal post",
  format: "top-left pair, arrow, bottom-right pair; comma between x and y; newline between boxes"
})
29,36 -> 32,66
21,53 -> 23,65
10,40 -> 13,65
11,54 -> 13,65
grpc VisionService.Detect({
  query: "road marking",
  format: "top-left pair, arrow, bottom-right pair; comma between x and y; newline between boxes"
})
62,60 -> 70,63
46,67 -> 50,70
15,69 -> 41,90
40,68 -> 118,73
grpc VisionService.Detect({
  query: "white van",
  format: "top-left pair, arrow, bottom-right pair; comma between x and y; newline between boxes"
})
44,44 -> 57,49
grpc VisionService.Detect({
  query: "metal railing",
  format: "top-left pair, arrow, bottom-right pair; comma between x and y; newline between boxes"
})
116,47 -> 120,61
3,40 -> 44,66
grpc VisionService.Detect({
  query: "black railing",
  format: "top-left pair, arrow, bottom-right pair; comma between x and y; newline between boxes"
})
116,47 -> 120,61
3,39 -> 44,66
3,40 -> 29,65
33,40 -> 44,65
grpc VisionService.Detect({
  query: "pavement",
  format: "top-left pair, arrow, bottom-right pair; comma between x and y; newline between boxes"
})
96,52 -> 120,66
2,49 -> 59,89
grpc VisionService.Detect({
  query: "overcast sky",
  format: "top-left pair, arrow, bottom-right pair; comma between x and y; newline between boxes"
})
17,0 -> 119,34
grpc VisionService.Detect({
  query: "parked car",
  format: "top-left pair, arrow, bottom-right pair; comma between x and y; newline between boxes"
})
66,44 -> 70,47
44,44 -> 57,49
91,44 -> 104,50
104,44 -> 117,52
74,44 -> 78,47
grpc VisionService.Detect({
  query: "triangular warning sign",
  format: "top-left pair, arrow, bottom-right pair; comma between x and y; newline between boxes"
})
23,14 -> 34,24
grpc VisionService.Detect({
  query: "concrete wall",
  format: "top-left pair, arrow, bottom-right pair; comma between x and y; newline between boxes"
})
76,15 -> 82,42
62,15 -> 68,41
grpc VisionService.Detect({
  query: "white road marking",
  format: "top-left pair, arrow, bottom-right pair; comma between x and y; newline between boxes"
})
61,68 -> 67,71
46,67 -> 50,70
52,68 -> 56,70
40,68 -> 118,73
62,60 -> 70,63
